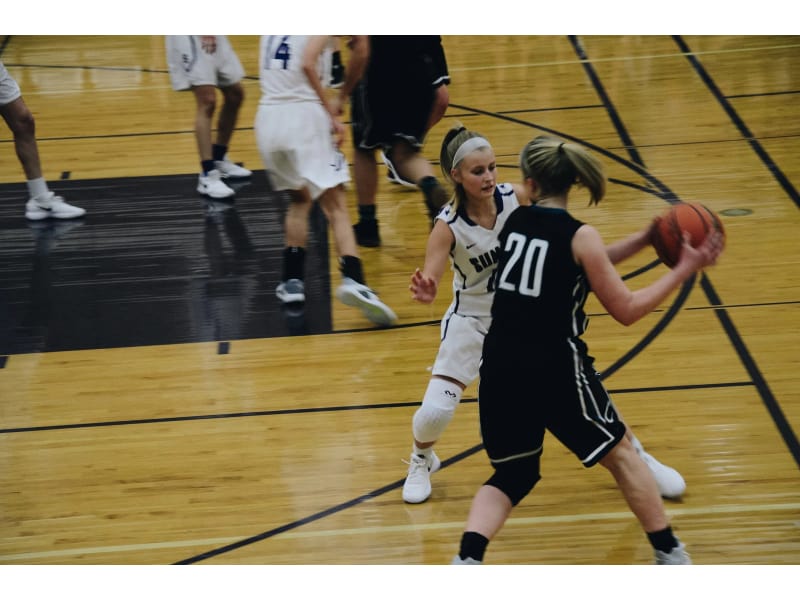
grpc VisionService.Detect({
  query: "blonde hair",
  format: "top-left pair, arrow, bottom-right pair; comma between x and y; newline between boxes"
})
439,124 -> 490,212
519,135 -> 606,205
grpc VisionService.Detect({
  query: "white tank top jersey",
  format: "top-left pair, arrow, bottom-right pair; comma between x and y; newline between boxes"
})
437,183 -> 521,317
258,35 -> 333,105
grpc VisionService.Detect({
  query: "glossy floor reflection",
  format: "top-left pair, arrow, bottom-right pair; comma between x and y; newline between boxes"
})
0,170 -> 333,355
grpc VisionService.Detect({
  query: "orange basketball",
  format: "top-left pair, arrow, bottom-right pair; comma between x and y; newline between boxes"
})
650,202 -> 725,268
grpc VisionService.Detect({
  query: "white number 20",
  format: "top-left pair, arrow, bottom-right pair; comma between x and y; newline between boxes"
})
497,233 -> 549,297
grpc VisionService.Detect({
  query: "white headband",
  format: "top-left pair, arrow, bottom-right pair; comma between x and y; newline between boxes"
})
452,137 -> 492,167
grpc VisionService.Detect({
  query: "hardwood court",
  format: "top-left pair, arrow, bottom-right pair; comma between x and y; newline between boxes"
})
0,35 -> 798,568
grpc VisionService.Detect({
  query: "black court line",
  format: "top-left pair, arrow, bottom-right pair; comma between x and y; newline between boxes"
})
1,62 -> 169,75
727,90 -> 800,99
665,38 -> 800,468
699,273 -> 800,469
0,381 -> 756,436
569,35 -> 645,167
683,299 -> 800,311
446,103 -> 677,203
673,36 -> 800,209
174,443 -> 486,564
568,37 -> 798,464
0,36 -> 11,57
600,275 -> 694,380
175,81 -> 797,562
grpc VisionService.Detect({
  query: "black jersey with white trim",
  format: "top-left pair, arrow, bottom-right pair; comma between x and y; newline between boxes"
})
488,205 -> 589,346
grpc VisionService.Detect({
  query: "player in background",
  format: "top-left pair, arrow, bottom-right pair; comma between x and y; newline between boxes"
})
165,35 -> 252,200
348,36 -> 452,247
254,35 -> 396,327
1,61 -> 85,220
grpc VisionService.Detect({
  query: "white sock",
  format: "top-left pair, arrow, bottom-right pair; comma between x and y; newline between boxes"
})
27,177 -> 49,200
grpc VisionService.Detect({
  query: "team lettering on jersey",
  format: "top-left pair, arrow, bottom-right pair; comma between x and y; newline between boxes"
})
468,245 -> 501,273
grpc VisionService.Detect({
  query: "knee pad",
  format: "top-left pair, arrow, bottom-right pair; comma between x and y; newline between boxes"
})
412,378 -> 463,443
485,453 -> 541,506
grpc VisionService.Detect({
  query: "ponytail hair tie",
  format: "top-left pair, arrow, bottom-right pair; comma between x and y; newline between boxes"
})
558,142 -> 566,154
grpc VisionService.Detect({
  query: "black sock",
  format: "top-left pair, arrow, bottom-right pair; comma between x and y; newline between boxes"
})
212,144 -> 227,162
201,159 -> 215,175
357,204 -> 377,223
418,176 -> 447,217
459,531 -> 489,562
647,526 -> 678,553
340,255 -> 365,284
418,175 -> 439,197
282,247 -> 306,281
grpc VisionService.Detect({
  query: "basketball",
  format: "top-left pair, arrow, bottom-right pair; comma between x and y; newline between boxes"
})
650,202 -> 725,268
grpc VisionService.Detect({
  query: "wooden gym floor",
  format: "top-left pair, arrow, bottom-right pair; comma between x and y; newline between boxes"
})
0,35 -> 798,570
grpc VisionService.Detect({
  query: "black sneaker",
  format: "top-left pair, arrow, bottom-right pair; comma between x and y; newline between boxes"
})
353,220 -> 381,247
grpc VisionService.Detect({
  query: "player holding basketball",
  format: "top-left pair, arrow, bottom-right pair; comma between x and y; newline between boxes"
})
254,35 -> 396,327
403,126 -> 692,506
451,135 -> 724,565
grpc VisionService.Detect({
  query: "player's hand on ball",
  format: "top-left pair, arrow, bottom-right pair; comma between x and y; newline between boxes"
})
678,230 -> 724,270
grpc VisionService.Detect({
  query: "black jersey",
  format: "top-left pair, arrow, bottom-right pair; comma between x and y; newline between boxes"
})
352,35 -> 449,149
487,205 -> 588,349
478,205 -> 627,468
366,36 -> 450,87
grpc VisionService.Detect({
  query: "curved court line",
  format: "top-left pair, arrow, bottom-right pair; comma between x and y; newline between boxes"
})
171,36 -> 790,564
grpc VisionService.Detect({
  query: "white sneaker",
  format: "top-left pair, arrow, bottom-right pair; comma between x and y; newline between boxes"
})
451,555 -> 482,565
25,192 -> 86,220
276,278 -> 305,304
335,277 -> 397,326
654,542 -> 691,565
214,156 -> 252,179
380,151 -> 416,188
197,169 -> 235,199
639,449 -> 687,499
402,451 -> 441,504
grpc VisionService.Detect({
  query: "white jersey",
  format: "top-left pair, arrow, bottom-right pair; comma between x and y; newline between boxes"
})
254,35 -> 348,199
258,35 -> 332,105
428,183 -> 520,384
436,183 -> 521,317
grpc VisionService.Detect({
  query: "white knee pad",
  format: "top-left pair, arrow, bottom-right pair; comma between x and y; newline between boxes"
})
412,378 -> 463,443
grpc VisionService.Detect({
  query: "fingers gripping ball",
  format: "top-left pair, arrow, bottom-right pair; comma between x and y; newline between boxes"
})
650,202 -> 726,268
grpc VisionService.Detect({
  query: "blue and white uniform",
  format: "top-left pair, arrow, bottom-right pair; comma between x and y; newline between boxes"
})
164,36 -> 245,91
254,35 -> 348,200
431,183 -> 520,385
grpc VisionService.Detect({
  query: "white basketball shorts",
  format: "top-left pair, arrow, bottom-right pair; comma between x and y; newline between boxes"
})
0,62 -> 22,106
431,308 -> 492,386
254,101 -> 349,200
165,35 -> 245,91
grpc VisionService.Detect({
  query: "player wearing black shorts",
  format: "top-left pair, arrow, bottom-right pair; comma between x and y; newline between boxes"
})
451,135 -> 723,565
350,36 -> 452,247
